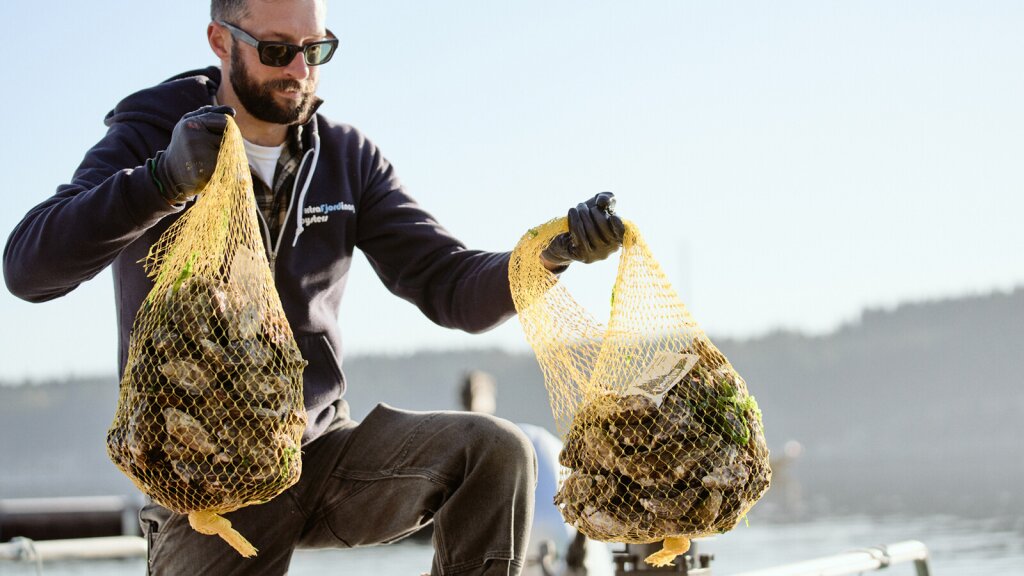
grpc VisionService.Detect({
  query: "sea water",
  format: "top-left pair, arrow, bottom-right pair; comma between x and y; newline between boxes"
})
2,515 -> 1022,575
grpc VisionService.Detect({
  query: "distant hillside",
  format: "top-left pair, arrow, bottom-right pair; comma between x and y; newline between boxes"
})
0,375 -> 136,497
717,288 -> 1024,517
2,287 -> 1021,520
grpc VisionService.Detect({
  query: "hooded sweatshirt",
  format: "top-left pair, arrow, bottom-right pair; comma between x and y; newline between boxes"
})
3,67 -> 516,443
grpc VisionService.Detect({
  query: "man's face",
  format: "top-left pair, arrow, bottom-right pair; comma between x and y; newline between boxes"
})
226,0 -> 327,125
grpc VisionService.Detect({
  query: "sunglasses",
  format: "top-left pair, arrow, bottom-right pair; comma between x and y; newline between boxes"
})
218,21 -> 339,67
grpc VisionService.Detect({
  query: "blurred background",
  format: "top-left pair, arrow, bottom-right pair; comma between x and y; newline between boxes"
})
1,1 -> 1021,574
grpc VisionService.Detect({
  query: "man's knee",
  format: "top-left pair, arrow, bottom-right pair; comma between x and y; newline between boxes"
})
468,414 -> 538,485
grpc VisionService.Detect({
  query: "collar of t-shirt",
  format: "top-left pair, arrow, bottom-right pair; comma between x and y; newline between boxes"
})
243,138 -> 287,189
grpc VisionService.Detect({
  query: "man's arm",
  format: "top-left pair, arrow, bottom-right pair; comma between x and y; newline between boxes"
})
4,107 -> 232,303
3,122 -> 178,302
351,135 -> 624,334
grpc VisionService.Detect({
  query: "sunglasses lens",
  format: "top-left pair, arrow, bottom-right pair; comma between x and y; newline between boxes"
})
260,44 -> 297,67
303,41 -> 336,65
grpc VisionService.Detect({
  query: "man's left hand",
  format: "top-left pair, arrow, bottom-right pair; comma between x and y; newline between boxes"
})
541,192 -> 625,269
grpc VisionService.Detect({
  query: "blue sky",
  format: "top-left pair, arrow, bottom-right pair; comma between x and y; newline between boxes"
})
1,1 -> 1022,380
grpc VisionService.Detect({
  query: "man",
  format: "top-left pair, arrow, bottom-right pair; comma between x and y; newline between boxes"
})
3,1 -> 624,574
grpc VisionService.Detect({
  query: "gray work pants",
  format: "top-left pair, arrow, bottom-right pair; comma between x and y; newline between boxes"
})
140,404 -> 537,575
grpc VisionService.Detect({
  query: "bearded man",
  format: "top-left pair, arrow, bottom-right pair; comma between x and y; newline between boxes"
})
3,1 -> 625,574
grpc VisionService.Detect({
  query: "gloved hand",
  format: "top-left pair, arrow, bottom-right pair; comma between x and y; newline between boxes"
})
541,192 -> 625,268
149,105 -> 235,204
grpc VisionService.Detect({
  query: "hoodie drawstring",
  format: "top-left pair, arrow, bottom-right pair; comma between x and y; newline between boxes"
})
291,129 -> 321,247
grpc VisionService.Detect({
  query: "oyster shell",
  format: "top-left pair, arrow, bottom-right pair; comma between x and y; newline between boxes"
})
163,408 -> 219,455
151,325 -> 186,357
229,300 -> 262,341
617,440 -> 703,487
236,371 -> 291,402
575,504 -> 641,541
166,278 -> 229,342
160,359 -> 217,396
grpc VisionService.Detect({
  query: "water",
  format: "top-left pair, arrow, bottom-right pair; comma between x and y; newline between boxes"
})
704,515 -> 1024,575
2,515 -> 1022,575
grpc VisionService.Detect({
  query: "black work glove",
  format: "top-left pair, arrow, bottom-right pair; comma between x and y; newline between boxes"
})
541,192 -> 625,267
149,105 -> 235,204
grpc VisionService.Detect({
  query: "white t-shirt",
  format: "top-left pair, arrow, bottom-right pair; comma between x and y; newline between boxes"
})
243,138 -> 286,188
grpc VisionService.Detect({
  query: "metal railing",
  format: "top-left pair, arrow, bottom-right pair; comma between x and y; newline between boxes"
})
0,530 -> 931,576
730,540 -> 930,576
0,495 -> 143,540
0,535 -> 147,562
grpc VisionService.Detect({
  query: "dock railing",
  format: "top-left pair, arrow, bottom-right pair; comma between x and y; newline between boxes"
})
0,535 -> 147,562
0,495 -> 143,541
730,540 -> 931,576
1,513 -> 931,576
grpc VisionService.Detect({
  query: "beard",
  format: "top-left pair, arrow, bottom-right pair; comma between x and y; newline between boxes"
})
230,44 -> 317,125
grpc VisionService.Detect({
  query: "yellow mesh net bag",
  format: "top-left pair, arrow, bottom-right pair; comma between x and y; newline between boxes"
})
106,117 -> 307,557
510,218 -> 771,567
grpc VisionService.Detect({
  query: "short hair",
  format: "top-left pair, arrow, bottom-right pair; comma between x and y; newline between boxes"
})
211,0 -> 249,22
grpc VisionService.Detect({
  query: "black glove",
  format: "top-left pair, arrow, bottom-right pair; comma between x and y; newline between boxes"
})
150,105 -> 235,204
541,192 -> 625,267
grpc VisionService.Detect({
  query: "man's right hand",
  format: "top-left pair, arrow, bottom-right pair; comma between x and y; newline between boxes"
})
151,105 -> 235,204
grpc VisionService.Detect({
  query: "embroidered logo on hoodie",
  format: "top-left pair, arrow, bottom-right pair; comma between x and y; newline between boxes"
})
302,202 -> 355,227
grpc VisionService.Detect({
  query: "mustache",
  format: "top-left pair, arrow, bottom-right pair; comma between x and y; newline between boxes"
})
265,79 -> 309,93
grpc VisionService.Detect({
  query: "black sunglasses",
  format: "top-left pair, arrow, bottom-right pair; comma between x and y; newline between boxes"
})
218,21 -> 338,67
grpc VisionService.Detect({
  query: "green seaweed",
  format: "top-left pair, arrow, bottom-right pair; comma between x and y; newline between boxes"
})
171,253 -> 198,294
685,369 -> 760,446
278,445 -> 299,482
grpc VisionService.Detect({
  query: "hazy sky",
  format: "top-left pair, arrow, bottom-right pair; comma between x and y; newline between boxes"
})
1,1 -> 1021,380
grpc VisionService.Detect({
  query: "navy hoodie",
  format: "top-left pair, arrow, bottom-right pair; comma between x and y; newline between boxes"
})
3,67 -> 516,443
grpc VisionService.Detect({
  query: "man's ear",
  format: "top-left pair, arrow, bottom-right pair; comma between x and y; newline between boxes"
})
208,22 -> 231,61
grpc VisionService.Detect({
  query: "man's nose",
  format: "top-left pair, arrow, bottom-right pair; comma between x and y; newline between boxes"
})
282,51 -> 310,79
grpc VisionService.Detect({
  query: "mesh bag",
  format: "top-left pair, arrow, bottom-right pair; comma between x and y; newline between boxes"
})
106,117 -> 307,556
509,218 -> 771,566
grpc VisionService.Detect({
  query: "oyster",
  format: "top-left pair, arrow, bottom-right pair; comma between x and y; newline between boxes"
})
702,446 -> 750,490
160,359 -> 217,396
151,325 -> 186,357
163,408 -> 219,455
126,352 -> 159,393
606,393 -> 658,421
689,336 -> 727,371
229,300 -> 262,341
166,278 -> 229,342
264,318 -> 304,366
281,408 -> 308,440
581,426 -> 620,471
198,338 -> 232,371
616,440 -> 703,487
171,459 -> 203,483
225,339 -> 275,369
576,504 -> 641,541
693,489 -> 723,524
558,470 -> 617,506
120,396 -> 159,463
163,439 -> 194,461
640,488 -> 692,519
651,393 -> 703,443
608,420 -> 652,448
236,370 -> 291,402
